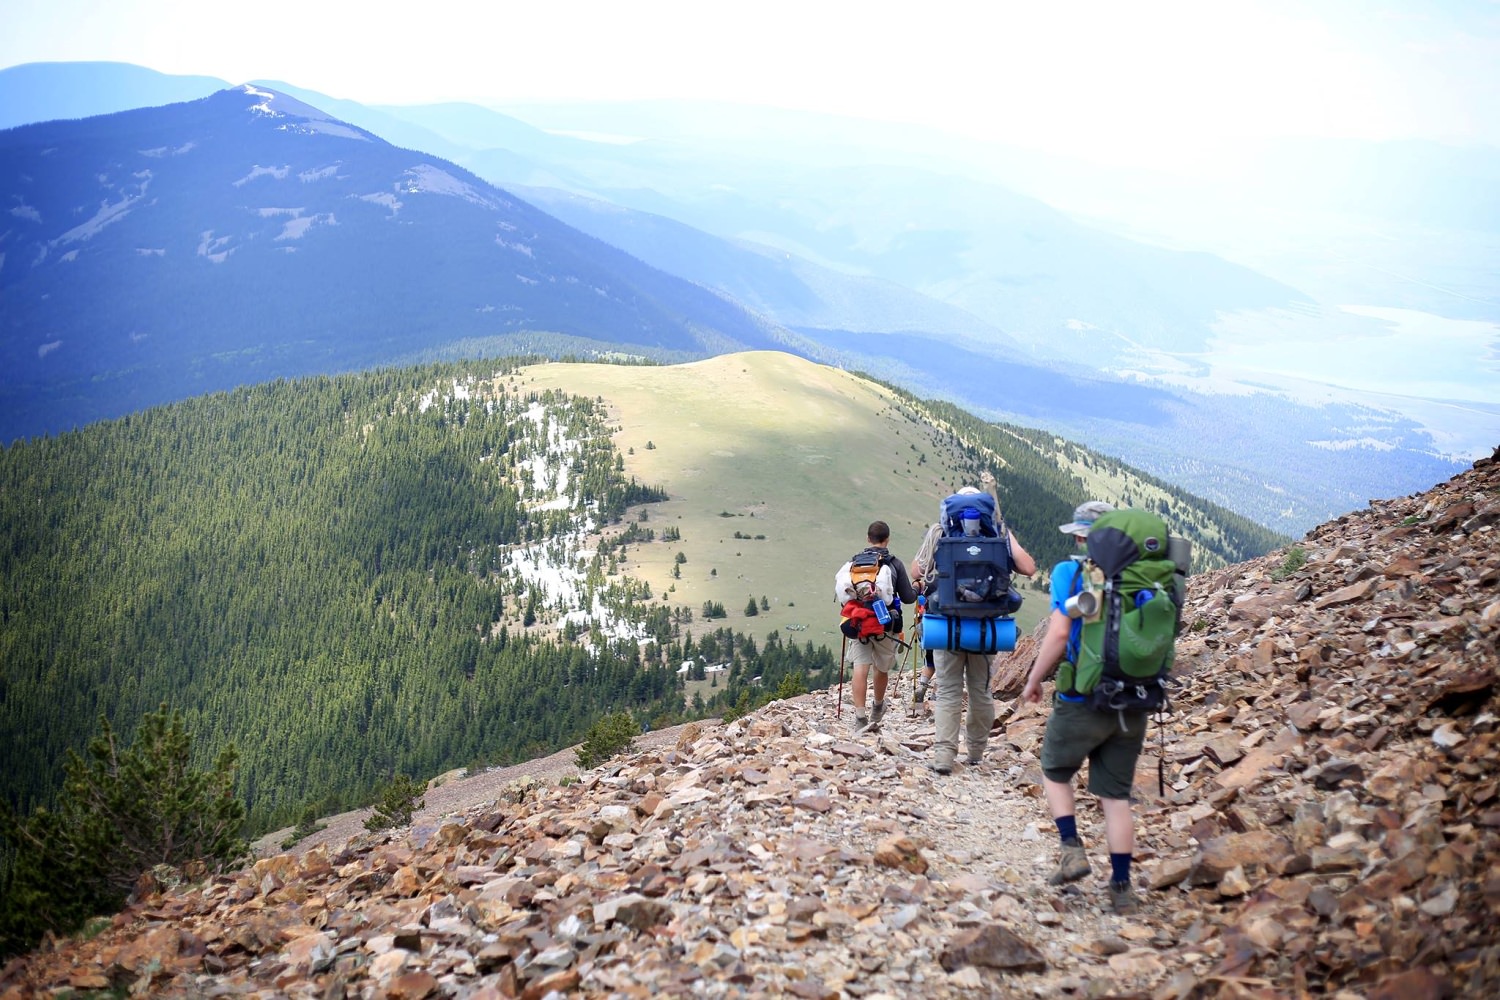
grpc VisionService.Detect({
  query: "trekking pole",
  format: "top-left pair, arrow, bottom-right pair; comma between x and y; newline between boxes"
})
911,625 -> 921,701
895,631 -> 913,687
836,635 -> 847,718
1157,706 -> 1167,797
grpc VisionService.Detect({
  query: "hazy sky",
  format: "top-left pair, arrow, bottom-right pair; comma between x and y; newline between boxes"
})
4,0 -> 1497,167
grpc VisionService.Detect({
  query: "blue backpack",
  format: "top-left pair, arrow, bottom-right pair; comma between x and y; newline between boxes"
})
921,492 -> 1023,652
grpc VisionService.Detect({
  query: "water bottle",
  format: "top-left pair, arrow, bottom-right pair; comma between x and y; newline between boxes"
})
872,598 -> 890,625
961,508 -> 981,536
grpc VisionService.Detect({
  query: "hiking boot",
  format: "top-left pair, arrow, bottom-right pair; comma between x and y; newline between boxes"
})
914,678 -> 930,703
1048,838 -> 1090,886
966,753 -> 983,766
853,713 -> 869,732
1109,880 -> 1139,914
869,700 -> 887,729
928,760 -> 952,776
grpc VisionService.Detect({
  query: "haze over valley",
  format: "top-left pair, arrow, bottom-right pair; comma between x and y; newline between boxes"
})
1,2 -> 1496,535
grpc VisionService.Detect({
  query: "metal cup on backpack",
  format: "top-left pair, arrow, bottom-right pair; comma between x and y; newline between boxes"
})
1064,589 -> 1099,620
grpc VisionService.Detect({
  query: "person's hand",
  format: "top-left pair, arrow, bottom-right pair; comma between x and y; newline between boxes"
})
1021,677 -> 1042,704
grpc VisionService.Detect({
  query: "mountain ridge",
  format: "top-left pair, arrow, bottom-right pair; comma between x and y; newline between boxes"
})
0,85 -> 803,442
0,63 -> 1480,536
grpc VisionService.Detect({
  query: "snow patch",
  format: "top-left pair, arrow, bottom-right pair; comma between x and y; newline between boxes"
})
278,120 -> 367,141
243,85 -> 278,116
399,165 -> 497,208
299,165 -> 341,182
233,165 -> 291,187
516,274 -> 538,285
197,231 -> 235,264
496,236 -> 534,256
358,192 -> 402,216
52,171 -> 152,246
411,378 -> 652,650
257,207 -> 303,218
1307,438 -> 1399,452
277,215 -> 316,240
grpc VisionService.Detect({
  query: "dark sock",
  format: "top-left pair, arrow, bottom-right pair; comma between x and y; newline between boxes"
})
1110,853 -> 1132,884
1055,816 -> 1078,844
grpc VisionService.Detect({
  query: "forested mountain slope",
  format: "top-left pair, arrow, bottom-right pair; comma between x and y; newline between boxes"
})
0,352 -> 1282,835
0,87 -> 797,443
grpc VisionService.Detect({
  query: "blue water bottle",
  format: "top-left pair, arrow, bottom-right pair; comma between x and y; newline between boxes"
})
872,598 -> 890,625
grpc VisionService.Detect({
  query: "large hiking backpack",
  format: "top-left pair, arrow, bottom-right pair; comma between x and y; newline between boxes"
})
921,492 -> 1023,653
835,547 -> 898,642
1057,508 -> 1188,712
924,492 -> 1023,620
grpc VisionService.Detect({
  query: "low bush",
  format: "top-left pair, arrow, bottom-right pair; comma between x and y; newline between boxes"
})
363,774 -> 426,832
575,712 -> 640,770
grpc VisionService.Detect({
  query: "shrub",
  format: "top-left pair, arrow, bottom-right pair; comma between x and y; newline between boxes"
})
774,673 -> 809,700
1269,545 -> 1308,582
363,774 -> 426,832
574,712 -> 640,770
0,704 -> 248,959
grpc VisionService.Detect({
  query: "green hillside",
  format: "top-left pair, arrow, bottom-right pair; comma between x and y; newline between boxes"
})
0,352 -> 1283,834
519,351 -> 1283,650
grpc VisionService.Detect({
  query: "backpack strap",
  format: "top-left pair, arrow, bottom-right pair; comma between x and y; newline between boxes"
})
1062,560 -> 1085,666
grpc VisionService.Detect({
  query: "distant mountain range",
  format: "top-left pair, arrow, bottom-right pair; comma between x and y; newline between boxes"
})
0,85 -> 801,437
0,63 -> 1478,534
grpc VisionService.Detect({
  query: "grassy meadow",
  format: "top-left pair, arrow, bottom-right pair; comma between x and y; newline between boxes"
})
513,351 -> 1052,658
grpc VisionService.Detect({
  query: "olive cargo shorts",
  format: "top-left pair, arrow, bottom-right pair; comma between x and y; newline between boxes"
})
1040,698 -> 1148,800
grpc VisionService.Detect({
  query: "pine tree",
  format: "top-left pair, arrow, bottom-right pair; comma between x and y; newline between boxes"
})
0,704 -> 247,958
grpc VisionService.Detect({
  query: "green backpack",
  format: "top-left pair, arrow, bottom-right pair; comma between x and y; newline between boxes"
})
1057,509 -> 1187,712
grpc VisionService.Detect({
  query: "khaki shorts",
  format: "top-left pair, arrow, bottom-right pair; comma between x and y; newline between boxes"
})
847,635 -> 899,674
1040,698 -> 1148,800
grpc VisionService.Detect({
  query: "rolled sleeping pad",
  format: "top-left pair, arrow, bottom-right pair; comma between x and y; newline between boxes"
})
920,613 -> 1018,653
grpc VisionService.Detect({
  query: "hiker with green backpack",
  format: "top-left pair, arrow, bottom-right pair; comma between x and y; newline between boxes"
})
1020,500 -> 1189,914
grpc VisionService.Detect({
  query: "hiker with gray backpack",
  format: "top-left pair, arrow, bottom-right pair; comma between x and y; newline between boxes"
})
1020,500 -> 1190,914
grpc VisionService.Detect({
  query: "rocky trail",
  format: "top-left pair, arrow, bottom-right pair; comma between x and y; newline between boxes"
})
4,449 -> 1498,998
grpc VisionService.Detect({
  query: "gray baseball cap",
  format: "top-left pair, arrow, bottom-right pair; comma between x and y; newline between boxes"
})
1059,500 -> 1114,536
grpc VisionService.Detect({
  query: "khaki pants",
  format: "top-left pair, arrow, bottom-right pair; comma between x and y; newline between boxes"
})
932,649 -> 994,767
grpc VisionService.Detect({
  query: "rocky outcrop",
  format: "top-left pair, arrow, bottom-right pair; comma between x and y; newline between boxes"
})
2,450 -> 1496,998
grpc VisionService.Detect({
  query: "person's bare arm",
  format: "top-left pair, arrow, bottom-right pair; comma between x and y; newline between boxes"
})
1008,531 -> 1037,577
1021,609 -> 1070,703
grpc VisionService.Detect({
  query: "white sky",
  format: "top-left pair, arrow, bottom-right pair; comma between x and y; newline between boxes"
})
3,0 -> 1498,166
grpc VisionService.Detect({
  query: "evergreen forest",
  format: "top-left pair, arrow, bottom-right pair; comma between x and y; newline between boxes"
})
0,360 -> 834,835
